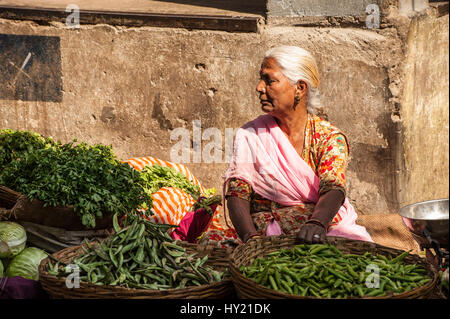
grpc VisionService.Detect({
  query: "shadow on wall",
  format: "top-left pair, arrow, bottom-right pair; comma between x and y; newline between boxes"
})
348,111 -> 399,213
153,0 -> 267,15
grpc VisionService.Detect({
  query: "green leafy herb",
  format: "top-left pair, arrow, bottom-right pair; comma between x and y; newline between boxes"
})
0,133 -> 151,229
0,129 -> 56,169
139,164 -> 201,210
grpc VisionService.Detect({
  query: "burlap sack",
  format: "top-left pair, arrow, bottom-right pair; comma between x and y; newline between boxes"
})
357,214 -> 422,255
0,185 -> 112,231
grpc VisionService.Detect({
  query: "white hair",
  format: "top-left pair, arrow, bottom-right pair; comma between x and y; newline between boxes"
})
264,46 -> 322,115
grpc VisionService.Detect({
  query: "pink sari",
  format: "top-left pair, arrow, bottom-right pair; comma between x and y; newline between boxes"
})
224,114 -> 373,242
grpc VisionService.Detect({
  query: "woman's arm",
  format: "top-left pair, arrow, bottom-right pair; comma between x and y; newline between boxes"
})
298,132 -> 349,244
227,196 -> 258,243
297,189 -> 344,244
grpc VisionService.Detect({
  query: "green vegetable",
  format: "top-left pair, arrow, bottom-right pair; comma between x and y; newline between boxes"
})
0,221 -> 27,259
139,164 -> 201,210
0,132 -> 152,228
50,215 -> 226,290
138,164 -> 223,215
0,259 -> 3,277
6,247 -> 48,280
0,129 -> 55,169
240,244 -> 432,299
192,195 -> 222,216
203,188 -> 217,197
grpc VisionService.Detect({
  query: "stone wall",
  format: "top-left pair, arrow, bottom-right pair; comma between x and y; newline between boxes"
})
0,2 -> 446,215
267,0 -> 383,17
398,8 -> 449,207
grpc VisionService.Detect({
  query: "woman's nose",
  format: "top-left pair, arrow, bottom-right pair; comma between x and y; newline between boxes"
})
256,80 -> 265,93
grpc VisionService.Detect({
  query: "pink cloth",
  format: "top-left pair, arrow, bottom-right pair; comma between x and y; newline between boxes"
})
266,219 -> 282,236
224,114 -> 373,242
170,203 -> 218,243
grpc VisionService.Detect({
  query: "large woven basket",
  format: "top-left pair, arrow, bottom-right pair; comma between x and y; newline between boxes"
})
0,185 -> 112,230
39,241 -> 234,299
0,185 -> 20,209
230,235 -> 438,299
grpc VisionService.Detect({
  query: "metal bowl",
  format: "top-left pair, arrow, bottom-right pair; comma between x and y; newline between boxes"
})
399,199 -> 449,248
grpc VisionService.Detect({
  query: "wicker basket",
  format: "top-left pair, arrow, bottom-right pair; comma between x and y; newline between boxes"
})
0,185 -> 20,209
230,235 -> 438,299
0,185 -> 112,230
39,241 -> 234,299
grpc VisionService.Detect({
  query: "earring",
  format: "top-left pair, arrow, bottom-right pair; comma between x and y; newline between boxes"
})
293,95 -> 301,110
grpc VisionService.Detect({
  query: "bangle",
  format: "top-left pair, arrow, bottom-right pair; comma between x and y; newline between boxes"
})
305,218 -> 327,230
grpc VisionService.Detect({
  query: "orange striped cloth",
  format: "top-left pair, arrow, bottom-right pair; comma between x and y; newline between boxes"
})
123,156 -> 224,230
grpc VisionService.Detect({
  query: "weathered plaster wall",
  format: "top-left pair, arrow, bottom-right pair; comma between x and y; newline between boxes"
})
398,9 -> 449,207
0,15 -> 405,215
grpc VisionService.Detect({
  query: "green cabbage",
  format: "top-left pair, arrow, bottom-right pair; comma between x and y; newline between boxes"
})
0,221 -> 27,258
6,247 -> 48,280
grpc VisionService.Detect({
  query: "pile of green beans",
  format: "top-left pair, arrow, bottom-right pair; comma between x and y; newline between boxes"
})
48,215 -> 224,290
240,244 -> 431,298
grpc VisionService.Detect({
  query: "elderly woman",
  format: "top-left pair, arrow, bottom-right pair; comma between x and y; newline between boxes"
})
199,45 -> 372,247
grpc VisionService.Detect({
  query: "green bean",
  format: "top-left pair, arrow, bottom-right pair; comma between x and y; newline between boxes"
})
418,278 -> 431,285
310,245 -> 329,255
187,258 -> 209,284
390,251 -> 410,264
281,280 -> 294,294
346,264 -> 359,279
357,285 -> 365,297
367,289 -> 385,297
240,243 -> 431,299
269,275 -> 278,291
333,278 -> 343,288
51,217 -> 225,290
327,268 -> 351,282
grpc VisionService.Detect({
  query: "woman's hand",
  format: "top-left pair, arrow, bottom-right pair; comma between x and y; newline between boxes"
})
297,223 -> 327,244
297,189 -> 345,244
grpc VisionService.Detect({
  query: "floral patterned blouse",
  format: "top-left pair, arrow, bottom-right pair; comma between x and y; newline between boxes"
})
226,113 -> 349,229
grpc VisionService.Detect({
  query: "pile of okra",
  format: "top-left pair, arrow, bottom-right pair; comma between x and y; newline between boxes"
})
240,244 -> 431,298
48,214 -> 224,290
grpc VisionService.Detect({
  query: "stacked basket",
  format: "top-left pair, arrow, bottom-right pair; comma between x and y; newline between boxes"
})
230,235 -> 438,299
39,241 -> 234,299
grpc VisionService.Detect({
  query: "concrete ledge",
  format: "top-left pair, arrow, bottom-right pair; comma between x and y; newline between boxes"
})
429,1 -> 449,17
0,5 -> 263,32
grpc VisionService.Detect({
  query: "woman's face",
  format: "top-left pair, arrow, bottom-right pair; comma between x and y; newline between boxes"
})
256,57 -> 297,116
